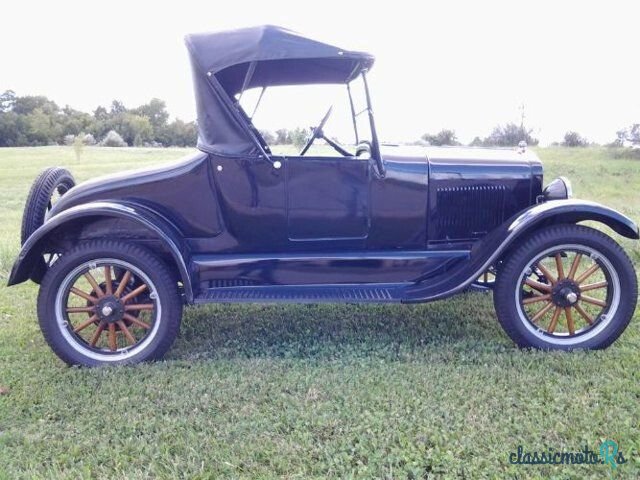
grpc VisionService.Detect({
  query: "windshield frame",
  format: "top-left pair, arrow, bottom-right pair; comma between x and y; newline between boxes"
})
236,69 -> 384,175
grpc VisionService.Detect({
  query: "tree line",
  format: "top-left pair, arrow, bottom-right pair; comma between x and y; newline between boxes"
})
0,90 -> 197,147
420,124 -> 640,148
1,89 -> 638,150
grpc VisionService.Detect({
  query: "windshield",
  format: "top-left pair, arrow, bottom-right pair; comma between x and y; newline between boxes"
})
237,74 -> 376,156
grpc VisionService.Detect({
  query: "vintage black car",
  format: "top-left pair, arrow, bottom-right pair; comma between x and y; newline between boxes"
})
9,26 -> 639,366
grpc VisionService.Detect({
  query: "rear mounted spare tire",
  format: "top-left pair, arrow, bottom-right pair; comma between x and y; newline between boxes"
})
21,167 -> 76,244
21,167 -> 76,282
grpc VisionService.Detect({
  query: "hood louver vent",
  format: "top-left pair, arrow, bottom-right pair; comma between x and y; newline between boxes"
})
436,184 -> 507,239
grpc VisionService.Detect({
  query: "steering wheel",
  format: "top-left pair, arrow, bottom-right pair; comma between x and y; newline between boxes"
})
299,106 -> 333,156
355,140 -> 372,158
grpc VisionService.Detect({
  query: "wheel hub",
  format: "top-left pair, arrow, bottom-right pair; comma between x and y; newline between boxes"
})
95,295 -> 124,323
551,279 -> 580,307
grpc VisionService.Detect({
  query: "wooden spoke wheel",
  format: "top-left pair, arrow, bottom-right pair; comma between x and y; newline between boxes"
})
494,225 -> 637,350
518,247 -> 614,338
63,262 -> 157,354
37,240 -> 182,366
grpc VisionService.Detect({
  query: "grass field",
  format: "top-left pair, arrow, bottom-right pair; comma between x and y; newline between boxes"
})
0,146 -> 638,479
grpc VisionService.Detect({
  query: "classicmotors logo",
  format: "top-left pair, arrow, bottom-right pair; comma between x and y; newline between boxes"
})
510,440 -> 627,470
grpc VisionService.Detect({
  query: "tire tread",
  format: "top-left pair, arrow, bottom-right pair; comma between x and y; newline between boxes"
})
494,224 -> 637,350
37,239 -> 182,366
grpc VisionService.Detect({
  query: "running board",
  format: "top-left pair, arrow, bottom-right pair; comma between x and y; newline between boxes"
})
194,284 -> 406,304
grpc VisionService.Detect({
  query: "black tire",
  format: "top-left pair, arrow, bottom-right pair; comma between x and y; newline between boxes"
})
494,224 -> 637,350
37,240 -> 182,367
21,167 -> 75,245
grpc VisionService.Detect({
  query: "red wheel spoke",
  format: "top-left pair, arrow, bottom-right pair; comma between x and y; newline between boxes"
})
580,281 -> 608,292
89,322 -> 106,347
66,306 -> 96,314
574,303 -> 594,325
104,266 -> 113,295
575,263 -> 600,285
125,303 -> 154,311
84,272 -> 104,298
554,254 -> 565,280
547,307 -> 562,333
531,301 -> 554,323
121,284 -> 148,304
114,270 -> 132,298
580,295 -> 607,308
123,313 -> 150,330
73,314 -> 99,333
523,293 -> 551,305
536,263 -> 557,286
525,279 -> 552,293
116,320 -> 137,345
108,324 -> 117,351
567,253 -> 583,280
565,307 -> 575,335
70,287 -> 99,304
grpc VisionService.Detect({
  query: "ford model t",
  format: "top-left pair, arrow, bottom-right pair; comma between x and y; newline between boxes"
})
9,26 -> 638,366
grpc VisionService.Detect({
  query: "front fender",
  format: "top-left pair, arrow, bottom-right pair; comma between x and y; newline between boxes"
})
8,201 -> 194,301
404,199 -> 638,302
508,199 -> 639,240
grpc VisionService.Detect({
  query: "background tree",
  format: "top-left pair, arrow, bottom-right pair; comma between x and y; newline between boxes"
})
275,128 -> 291,145
131,98 -> 170,131
100,130 -> 127,147
0,112 -> 26,146
109,113 -> 153,146
25,108 -> 61,145
0,90 -> 16,112
12,95 -> 59,116
562,131 -> 588,147
421,129 -> 459,146
259,129 -> 275,145
60,106 -> 94,138
290,127 -> 310,148
0,91 -> 199,147
109,100 -> 127,115
468,136 -> 483,147
611,124 -> 639,147
156,119 -> 198,147
482,123 -> 539,147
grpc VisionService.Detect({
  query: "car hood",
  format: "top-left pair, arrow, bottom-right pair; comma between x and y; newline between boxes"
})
381,144 -> 542,165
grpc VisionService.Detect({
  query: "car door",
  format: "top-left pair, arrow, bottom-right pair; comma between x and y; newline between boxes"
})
285,155 -> 370,246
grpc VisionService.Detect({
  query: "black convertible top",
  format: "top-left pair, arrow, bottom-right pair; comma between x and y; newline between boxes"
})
185,25 -> 374,156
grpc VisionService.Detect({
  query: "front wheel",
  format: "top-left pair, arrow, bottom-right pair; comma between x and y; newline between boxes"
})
37,240 -> 182,366
494,224 -> 637,350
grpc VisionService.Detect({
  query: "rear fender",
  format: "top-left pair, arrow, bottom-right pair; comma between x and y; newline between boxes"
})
8,201 -> 194,301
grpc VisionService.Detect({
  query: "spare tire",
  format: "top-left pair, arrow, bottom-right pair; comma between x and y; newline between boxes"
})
21,167 -> 75,245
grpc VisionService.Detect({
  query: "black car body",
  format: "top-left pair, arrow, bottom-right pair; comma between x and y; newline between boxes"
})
9,26 -> 639,366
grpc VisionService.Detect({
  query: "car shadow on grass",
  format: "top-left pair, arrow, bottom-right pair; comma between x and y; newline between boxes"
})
169,291 -> 511,361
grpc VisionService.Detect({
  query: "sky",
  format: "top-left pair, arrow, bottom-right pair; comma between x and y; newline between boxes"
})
1,0 -> 638,145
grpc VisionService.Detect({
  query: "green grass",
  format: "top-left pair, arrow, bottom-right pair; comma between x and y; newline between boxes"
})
0,146 -> 639,479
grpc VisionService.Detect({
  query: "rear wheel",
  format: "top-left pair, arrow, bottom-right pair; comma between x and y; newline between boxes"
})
494,225 -> 637,350
37,240 -> 182,366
